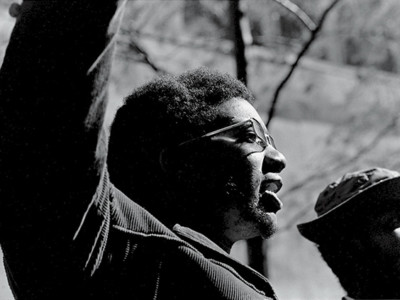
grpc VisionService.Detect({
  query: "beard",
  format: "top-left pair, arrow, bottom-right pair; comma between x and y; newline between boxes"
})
177,150 -> 279,240
220,163 -> 278,239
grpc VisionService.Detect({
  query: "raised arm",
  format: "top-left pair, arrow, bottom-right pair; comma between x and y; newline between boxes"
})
0,1 -> 123,293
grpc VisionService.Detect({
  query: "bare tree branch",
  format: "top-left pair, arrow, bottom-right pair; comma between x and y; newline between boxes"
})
230,0 -> 247,83
114,52 -> 167,75
266,0 -> 342,127
118,31 -> 168,74
127,30 -> 233,54
271,0 -> 316,31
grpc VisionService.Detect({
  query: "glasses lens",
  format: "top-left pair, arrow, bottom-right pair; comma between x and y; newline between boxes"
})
251,119 -> 276,149
209,119 -> 276,155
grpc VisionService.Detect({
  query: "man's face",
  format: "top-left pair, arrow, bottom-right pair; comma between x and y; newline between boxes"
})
336,206 -> 400,298
363,207 -> 400,280
209,97 -> 286,242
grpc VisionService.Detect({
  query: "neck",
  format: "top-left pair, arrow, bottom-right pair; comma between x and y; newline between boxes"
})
182,220 -> 235,253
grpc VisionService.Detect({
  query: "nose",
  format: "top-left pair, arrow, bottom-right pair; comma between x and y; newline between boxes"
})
262,146 -> 286,174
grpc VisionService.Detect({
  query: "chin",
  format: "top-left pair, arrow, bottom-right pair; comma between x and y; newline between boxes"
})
255,211 -> 278,239
260,223 -> 277,239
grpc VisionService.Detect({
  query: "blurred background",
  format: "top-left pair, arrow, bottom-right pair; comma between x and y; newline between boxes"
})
2,0 -> 400,299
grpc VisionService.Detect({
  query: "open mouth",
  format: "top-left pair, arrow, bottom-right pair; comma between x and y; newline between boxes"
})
258,179 -> 283,213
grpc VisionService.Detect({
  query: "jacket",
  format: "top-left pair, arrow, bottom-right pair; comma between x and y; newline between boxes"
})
73,168 -> 278,299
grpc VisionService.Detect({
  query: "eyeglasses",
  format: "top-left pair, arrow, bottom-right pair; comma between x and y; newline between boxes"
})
159,118 -> 275,171
176,117 -> 275,155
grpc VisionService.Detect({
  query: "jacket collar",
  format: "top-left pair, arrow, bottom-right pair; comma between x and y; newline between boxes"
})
172,224 -> 277,297
172,224 -> 228,255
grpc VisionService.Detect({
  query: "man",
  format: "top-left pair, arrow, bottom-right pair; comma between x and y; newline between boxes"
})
0,1 -> 286,299
298,167 -> 400,299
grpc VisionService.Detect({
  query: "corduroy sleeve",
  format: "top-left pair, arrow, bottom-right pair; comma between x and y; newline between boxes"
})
0,1 -> 125,298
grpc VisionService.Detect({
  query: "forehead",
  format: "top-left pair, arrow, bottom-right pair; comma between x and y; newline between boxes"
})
216,97 -> 264,125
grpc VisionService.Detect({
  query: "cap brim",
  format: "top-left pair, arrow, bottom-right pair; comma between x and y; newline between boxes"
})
297,176 -> 400,243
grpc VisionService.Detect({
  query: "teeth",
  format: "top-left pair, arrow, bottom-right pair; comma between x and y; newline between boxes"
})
264,183 -> 279,193
260,190 -> 271,196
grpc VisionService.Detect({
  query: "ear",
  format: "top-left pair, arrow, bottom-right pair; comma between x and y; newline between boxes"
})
159,147 -> 186,175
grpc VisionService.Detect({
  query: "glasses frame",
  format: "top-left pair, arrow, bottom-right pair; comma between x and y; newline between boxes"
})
159,118 -> 275,172
177,117 -> 275,150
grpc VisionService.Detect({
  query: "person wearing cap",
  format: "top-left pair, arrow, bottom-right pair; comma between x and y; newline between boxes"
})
298,167 -> 400,299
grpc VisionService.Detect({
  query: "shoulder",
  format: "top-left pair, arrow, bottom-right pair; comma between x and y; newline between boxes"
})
155,243 -> 277,300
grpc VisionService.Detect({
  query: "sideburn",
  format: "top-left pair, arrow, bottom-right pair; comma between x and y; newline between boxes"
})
182,145 -> 256,215
168,142 -> 247,213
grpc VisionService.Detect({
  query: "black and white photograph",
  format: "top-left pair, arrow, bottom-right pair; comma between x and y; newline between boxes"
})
1,1 -> 400,299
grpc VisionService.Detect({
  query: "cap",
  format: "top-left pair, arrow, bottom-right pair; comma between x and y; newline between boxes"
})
297,167 -> 400,243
